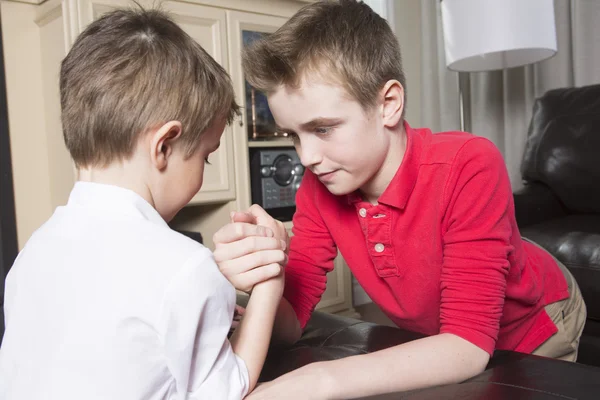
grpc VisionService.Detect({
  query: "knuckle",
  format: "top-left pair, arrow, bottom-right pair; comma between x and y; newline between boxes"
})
248,236 -> 260,251
272,263 -> 282,275
217,262 -> 230,274
276,250 -> 286,263
234,223 -> 245,238
254,251 -> 267,266
247,237 -> 257,250
257,251 -> 272,266
260,264 -> 279,279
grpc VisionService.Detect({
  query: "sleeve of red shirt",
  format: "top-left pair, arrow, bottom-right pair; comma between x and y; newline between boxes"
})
284,170 -> 338,329
439,137 -> 514,355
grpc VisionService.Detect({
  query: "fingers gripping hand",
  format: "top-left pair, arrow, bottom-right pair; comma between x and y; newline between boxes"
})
235,205 -> 290,255
213,220 -> 287,293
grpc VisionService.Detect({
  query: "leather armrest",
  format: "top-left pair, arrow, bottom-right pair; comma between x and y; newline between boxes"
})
513,182 -> 567,228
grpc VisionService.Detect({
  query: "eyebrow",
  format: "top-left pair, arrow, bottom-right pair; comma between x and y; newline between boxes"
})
275,124 -> 293,134
276,117 -> 343,133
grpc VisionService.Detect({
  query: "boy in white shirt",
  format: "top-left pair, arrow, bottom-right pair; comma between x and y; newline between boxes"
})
0,8 -> 286,400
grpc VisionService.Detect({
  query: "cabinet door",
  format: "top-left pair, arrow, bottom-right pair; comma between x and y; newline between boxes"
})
316,253 -> 354,314
285,224 -> 353,314
225,10 -> 288,211
71,0 -> 236,204
165,2 -> 235,204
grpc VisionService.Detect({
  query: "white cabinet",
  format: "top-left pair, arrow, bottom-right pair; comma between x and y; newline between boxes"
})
166,2 -> 236,204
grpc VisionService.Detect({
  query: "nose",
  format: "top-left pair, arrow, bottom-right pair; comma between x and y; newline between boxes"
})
296,136 -> 322,168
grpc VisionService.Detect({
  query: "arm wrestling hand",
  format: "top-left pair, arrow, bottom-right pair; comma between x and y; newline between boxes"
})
213,213 -> 288,293
232,205 -> 290,255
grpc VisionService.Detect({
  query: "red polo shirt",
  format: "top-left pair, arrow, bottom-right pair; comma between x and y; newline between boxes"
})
283,123 -> 569,355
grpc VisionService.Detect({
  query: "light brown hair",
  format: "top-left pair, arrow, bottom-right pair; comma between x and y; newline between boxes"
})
242,0 -> 406,115
60,7 -> 238,168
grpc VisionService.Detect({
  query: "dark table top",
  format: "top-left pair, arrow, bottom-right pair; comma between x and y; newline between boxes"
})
259,311 -> 600,399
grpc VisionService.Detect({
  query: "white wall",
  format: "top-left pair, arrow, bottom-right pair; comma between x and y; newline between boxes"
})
393,0 -> 422,128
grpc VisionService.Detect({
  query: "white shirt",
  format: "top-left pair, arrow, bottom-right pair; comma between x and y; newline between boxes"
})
0,182 -> 249,400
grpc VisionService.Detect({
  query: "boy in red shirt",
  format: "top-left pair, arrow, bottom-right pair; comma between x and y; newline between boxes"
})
213,1 -> 587,398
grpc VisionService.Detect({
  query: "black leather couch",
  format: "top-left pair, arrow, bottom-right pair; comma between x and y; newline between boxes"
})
513,84 -> 600,367
261,311 -> 600,399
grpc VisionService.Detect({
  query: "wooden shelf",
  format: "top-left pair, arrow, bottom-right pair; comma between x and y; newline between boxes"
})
248,139 -> 295,148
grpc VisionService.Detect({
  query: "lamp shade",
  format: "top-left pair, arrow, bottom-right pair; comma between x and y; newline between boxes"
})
441,0 -> 557,72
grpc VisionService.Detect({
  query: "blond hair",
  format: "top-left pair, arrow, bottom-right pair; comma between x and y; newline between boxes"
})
60,7 -> 239,168
243,0 -> 406,115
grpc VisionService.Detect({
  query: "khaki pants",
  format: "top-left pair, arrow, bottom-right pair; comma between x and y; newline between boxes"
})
526,239 -> 587,362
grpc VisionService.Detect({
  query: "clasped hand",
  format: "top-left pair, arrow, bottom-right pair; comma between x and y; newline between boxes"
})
213,204 -> 289,293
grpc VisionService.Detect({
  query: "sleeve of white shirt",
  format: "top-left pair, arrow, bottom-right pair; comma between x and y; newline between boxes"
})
157,248 -> 249,400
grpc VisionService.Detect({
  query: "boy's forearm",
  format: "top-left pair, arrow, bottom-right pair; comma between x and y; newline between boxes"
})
271,297 -> 302,345
230,282 -> 281,391
318,333 -> 490,399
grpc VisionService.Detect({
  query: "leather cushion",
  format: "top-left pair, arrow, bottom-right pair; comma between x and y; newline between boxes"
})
521,84 -> 600,213
520,215 -> 600,319
259,312 -> 424,382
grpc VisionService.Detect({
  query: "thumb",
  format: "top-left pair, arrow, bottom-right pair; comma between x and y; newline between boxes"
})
231,211 -> 256,224
246,204 -> 275,226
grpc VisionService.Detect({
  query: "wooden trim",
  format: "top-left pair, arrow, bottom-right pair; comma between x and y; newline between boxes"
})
3,0 -> 47,5
0,18 -> 19,339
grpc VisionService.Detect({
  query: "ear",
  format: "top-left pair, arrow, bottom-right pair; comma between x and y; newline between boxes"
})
380,80 -> 405,129
149,121 -> 183,171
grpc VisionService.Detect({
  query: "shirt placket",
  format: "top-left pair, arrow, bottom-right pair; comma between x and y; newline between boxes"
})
356,203 -> 397,277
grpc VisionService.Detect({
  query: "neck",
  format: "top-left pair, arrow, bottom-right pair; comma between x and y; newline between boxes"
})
77,158 -> 154,207
361,123 -> 407,204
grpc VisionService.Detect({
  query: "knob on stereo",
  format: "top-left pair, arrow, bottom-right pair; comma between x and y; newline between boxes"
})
260,166 -> 272,177
294,164 -> 305,175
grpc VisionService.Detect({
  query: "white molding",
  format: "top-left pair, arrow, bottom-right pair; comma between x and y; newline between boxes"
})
362,0 -> 395,32
5,0 -> 47,4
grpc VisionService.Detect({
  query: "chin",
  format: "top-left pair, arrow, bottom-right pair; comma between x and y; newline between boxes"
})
324,183 -> 357,197
318,171 -> 364,197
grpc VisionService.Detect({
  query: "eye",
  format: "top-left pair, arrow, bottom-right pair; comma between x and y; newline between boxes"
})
315,127 -> 331,135
204,157 -> 211,165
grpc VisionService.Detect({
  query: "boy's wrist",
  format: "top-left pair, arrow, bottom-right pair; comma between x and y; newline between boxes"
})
250,276 -> 284,303
303,362 -> 339,400
322,363 -> 340,400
